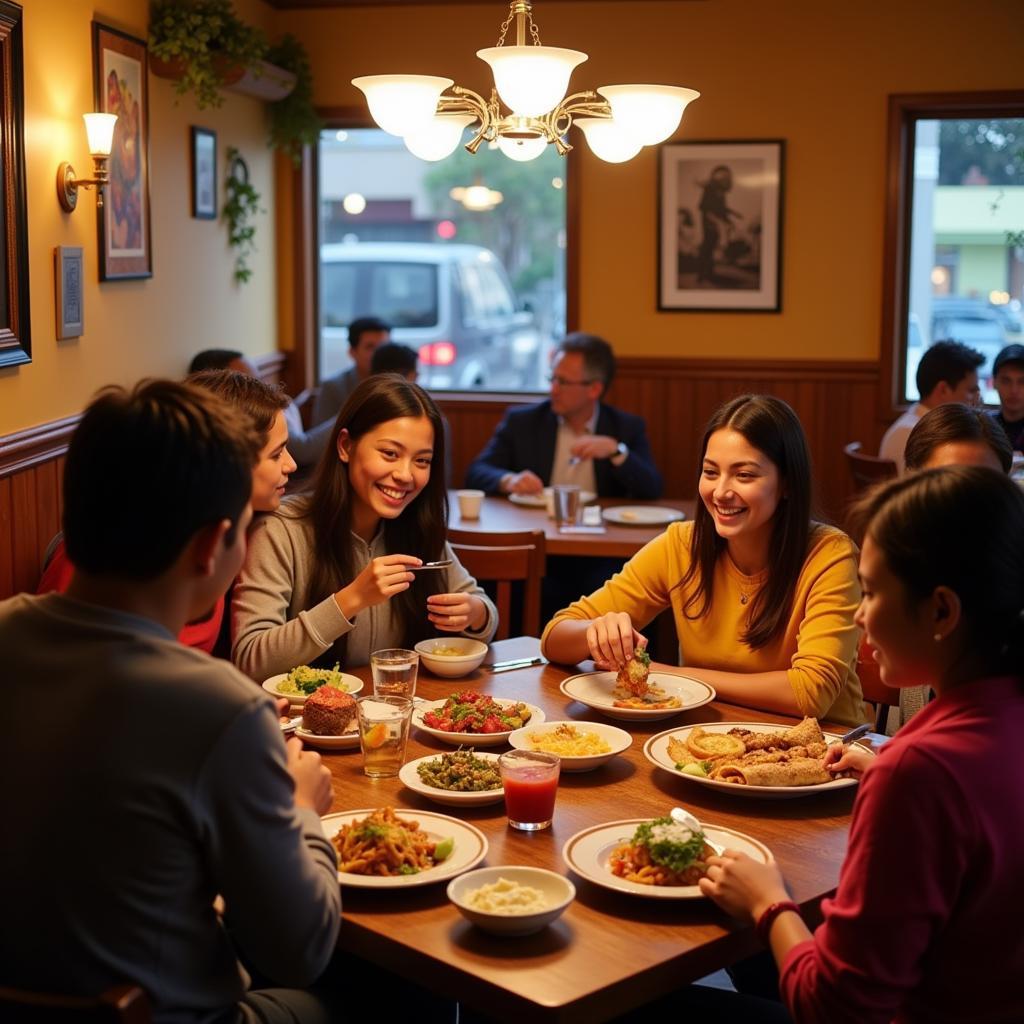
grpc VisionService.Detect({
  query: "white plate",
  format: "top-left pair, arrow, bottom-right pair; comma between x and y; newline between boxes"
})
508,490 -> 596,509
643,721 -> 874,799
262,672 -> 363,706
601,505 -> 685,526
560,671 -> 715,722
295,723 -> 360,750
508,720 -> 632,772
413,698 -> 546,746
563,818 -> 771,899
399,752 -> 505,806
321,808 -> 488,888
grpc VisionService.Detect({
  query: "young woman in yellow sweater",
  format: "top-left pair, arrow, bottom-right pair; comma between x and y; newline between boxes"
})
542,394 -> 868,726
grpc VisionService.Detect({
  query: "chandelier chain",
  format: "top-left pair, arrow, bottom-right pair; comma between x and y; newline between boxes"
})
495,7 -> 515,46
495,2 -> 542,47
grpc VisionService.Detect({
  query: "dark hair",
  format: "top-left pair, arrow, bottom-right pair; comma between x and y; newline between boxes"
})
852,466 -> 1024,675
304,375 -> 448,651
188,348 -> 245,374
371,343 -> 418,378
349,316 -> 391,351
916,340 -> 984,399
187,369 -> 289,447
680,394 -> 813,650
555,333 -> 616,394
64,380 -> 259,580
904,403 -> 1013,474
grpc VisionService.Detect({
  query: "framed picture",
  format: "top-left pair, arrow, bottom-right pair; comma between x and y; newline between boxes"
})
659,140 -> 784,312
191,127 -> 217,219
93,21 -> 152,280
55,247 -> 85,339
0,1 -> 31,368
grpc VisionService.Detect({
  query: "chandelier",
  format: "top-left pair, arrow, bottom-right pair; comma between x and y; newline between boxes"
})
352,1 -> 700,165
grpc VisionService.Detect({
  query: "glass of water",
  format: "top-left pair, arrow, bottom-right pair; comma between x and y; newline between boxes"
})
370,648 -> 420,699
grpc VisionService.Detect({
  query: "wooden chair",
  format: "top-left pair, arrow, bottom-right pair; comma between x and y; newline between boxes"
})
0,984 -> 151,1023
293,386 -> 321,430
448,528 -> 546,640
843,442 -> 898,490
857,636 -> 898,733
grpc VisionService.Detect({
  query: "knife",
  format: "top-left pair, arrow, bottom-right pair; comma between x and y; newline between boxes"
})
486,656 -> 547,673
838,722 -> 872,744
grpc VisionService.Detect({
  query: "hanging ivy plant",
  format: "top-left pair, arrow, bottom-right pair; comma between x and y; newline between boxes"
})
267,34 -> 323,165
222,148 -> 263,284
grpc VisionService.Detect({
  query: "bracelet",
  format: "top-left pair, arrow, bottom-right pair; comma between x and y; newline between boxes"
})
755,900 -> 800,945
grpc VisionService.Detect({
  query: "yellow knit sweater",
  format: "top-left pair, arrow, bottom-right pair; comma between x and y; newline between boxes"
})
542,521 -> 869,727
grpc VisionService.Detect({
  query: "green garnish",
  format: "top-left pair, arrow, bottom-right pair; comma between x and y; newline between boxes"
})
632,816 -> 706,873
679,762 -> 707,777
398,864 -> 419,875
357,822 -> 388,841
433,836 -> 455,861
634,648 -> 651,668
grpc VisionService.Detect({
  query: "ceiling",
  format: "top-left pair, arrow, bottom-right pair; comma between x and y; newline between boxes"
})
267,0 -> 690,8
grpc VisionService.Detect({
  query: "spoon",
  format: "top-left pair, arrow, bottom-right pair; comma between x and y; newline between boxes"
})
670,806 -> 724,856
409,559 -> 453,572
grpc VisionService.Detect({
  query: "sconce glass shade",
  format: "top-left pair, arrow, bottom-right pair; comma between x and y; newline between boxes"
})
574,117 -> 644,163
597,85 -> 700,145
352,75 -> 454,137
404,113 -> 476,161
83,112 -> 118,156
477,45 -> 587,117
496,134 -> 548,162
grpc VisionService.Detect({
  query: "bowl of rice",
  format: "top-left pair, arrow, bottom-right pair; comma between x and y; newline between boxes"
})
447,866 -> 575,936
415,638 -> 488,678
507,720 -> 633,772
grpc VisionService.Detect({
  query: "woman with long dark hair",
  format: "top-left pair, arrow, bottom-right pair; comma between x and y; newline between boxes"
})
697,466 -> 1024,1021
543,394 -> 867,725
233,375 -> 496,678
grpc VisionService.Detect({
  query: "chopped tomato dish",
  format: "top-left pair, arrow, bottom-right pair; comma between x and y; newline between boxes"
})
422,691 -> 532,734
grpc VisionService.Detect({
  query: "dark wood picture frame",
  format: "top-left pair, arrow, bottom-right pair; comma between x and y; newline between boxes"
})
658,140 -> 784,313
191,126 -> 217,219
0,1 -> 31,368
93,21 -> 152,280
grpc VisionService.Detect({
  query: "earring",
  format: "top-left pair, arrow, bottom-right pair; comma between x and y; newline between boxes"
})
933,633 -> 943,642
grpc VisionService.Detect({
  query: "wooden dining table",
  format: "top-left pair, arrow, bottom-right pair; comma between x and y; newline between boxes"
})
448,493 -> 696,558
318,637 -> 859,1023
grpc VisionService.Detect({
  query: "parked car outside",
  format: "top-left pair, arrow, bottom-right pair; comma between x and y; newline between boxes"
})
320,242 -> 543,390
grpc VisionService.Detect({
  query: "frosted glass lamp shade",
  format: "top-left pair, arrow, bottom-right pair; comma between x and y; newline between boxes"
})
597,85 -> 700,145
83,113 -> 118,156
404,114 -> 476,161
477,45 -> 587,117
496,135 -> 548,162
575,118 -> 643,163
351,75 -> 454,137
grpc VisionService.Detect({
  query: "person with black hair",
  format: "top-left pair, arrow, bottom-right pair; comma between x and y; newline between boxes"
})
371,341 -> 419,379
312,316 -> 392,427
904,401 -> 1012,473
879,339 -> 984,472
990,342 -> 1024,452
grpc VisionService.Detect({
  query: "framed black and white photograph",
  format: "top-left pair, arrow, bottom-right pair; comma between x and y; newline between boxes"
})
191,127 -> 217,219
659,140 -> 784,312
55,246 -> 84,339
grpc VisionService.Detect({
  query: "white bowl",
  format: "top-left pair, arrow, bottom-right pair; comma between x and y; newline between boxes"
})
415,638 -> 488,678
507,720 -> 632,772
447,866 -> 575,936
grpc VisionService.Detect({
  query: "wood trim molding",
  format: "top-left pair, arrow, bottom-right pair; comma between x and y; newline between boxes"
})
0,415 -> 80,479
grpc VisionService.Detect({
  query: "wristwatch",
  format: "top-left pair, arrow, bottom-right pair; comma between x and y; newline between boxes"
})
610,441 -> 629,466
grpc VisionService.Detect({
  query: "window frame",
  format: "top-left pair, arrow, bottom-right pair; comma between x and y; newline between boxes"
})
879,90 -> 1024,417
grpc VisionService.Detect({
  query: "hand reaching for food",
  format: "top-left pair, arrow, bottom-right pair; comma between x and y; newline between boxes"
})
585,611 -> 647,669
824,741 -> 874,778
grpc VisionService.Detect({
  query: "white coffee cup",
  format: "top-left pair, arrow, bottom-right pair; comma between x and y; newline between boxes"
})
455,489 -> 484,520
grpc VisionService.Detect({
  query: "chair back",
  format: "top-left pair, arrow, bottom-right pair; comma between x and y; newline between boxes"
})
448,528 -> 546,640
843,441 -> 898,490
293,386 -> 322,431
0,984 -> 151,1023
857,636 -> 897,732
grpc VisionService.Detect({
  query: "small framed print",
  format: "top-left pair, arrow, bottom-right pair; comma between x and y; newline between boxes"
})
55,246 -> 84,339
191,126 -> 217,219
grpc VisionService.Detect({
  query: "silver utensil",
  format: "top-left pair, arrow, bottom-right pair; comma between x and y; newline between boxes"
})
486,656 -> 547,673
280,715 -> 302,734
838,722 -> 872,745
409,559 -> 453,572
670,806 -> 724,856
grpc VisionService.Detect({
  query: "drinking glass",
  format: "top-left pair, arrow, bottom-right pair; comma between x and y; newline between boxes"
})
370,648 -> 419,699
551,484 -> 581,526
498,750 -> 560,831
356,695 -> 413,779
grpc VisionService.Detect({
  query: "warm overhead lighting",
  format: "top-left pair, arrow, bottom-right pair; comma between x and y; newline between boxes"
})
450,177 -> 504,212
353,1 -> 699,164
342,192 -> 367,215
56,113 -> 118,212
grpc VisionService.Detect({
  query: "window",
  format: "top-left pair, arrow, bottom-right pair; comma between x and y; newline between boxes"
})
883,93 -> 1024,408
317,127 -> 567,391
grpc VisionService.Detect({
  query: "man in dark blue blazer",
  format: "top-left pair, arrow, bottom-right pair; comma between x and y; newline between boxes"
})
466,333 -> 662,499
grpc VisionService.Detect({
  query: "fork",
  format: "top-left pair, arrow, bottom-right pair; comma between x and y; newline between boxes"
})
670,806 -> 724,856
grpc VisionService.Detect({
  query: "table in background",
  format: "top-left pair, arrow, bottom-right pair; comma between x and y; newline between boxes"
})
321,637 -> 855,1023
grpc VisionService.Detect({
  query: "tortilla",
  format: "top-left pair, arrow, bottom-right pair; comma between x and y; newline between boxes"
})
782,717 -> 825,748
719,757 -> 831,787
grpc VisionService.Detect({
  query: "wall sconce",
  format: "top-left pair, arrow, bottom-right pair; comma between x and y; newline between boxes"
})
57,113 -> 118,212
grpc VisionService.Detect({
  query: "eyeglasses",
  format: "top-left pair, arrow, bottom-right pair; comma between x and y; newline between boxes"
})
548,374 -> 596,388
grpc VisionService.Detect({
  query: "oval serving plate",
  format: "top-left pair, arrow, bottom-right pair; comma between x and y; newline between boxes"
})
559,671 -> 715,722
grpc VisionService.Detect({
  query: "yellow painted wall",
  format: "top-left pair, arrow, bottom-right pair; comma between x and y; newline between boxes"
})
284,0 -> 1024,362
1,0 -> 278,434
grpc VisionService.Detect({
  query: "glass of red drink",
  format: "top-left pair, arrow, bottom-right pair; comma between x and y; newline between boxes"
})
498,750 -> 560,831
